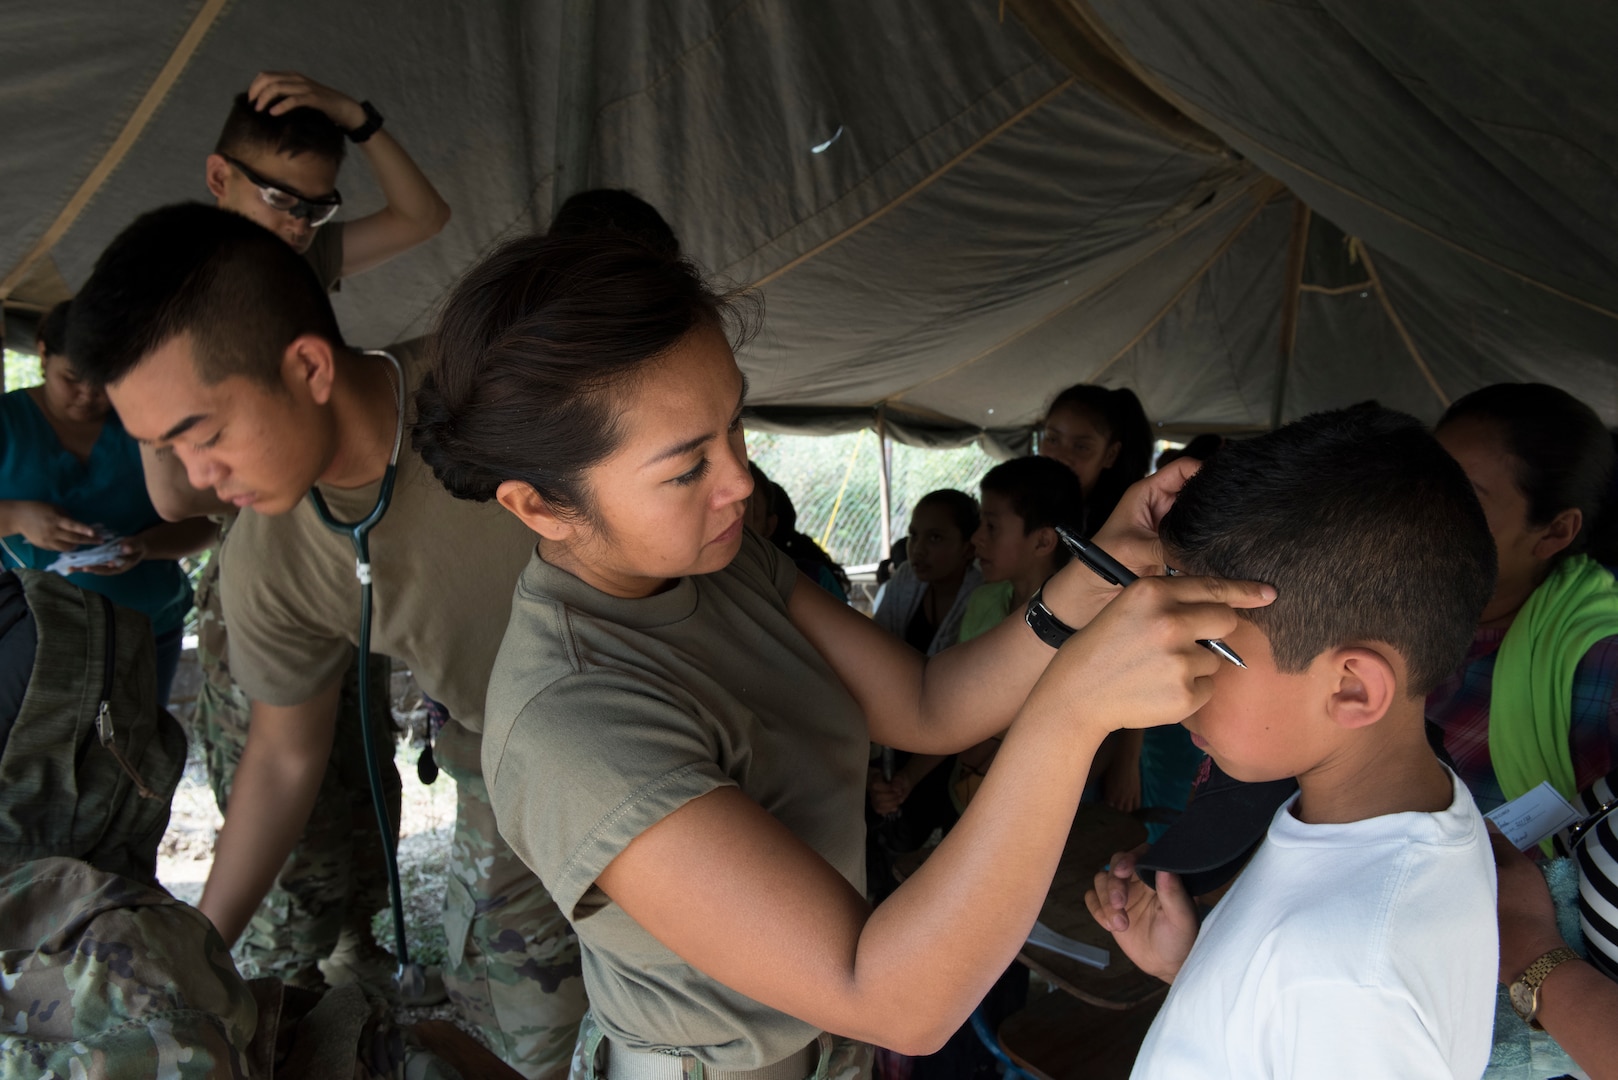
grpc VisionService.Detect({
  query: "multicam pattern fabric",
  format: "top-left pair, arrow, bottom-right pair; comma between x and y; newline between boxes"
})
436,736 -> 586,1080
568,1012 -> 873,1080
0,857 -> 257,1080
191,548 -> 402,989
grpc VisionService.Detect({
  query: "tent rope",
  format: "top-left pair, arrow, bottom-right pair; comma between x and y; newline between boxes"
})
1085,178 -> 1282,385
0,0 -> 231,300
747,76 -> 1078,290
1057,0 -> 1618,325
890,173 -> 1275,403
1359,244 -> 1450,408
1270,199 -> 1312,428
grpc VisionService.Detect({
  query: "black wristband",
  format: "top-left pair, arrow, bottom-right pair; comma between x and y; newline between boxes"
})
1024,586 -> 1077,649
347,100 -> 384,143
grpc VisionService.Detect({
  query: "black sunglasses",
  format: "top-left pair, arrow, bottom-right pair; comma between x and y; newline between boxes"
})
222,154 -> 342,226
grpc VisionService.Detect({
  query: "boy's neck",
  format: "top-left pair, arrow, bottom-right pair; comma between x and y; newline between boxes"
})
1292,700 -> 1453,825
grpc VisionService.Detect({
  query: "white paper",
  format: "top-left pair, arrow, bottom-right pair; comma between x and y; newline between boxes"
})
1486,780 -> 1582,851
46,540 -> 126,575
1025,920 -> 1110,970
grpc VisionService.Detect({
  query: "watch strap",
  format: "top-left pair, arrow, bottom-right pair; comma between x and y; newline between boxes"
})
347,100 -> 384,143
1024,586 -> 1077,649
1515,946 -> 1579,1029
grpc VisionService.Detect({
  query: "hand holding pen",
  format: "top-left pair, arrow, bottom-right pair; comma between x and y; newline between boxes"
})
1054,525 -> 1248,669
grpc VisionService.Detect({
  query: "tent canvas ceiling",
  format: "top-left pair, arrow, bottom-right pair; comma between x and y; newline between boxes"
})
3,0 -> 1614,446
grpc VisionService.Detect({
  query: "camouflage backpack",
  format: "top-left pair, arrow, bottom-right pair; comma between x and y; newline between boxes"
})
0,568 -> 186,880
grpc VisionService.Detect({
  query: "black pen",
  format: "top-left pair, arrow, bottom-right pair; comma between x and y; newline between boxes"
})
1053,525 -> 1247,669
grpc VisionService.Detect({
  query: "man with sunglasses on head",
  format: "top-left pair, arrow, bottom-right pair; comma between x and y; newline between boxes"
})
148,70 -> 452,1005
206,70 -> 450,289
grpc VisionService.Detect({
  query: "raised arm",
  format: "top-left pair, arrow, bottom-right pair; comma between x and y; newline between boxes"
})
248,71 -> 451,278
598,572 -> 1271,1052
197,681 -> 342,943
792,458 -> 1220,755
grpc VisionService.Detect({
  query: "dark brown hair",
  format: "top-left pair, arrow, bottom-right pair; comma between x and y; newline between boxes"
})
1160,405 -> 1495,695
1043,383 -> 1153,530
215,91 -> 345,165
1438,383 -> 1616,565
413,232 -> 751,518
68,202 -> 343,388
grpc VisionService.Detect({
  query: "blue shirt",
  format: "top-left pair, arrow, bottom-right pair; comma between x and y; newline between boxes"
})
0,389 -> 192,633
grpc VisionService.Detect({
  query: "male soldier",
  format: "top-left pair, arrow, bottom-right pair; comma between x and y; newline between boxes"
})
70,203 -> 584,1080
146,72 -> 452,999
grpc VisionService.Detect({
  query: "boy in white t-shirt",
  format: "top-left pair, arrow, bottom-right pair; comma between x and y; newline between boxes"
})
1087,405 -> 1501,1079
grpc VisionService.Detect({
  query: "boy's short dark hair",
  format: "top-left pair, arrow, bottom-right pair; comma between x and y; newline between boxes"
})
914,489 -> 980,540
980,456 -> 1086,561
215,92 -> 345,166
1159,406 -> 1495,695
68,202 -> 344,388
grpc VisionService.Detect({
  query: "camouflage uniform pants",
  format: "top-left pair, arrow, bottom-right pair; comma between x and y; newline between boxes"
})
435,722 -> 588,1080
569,1011 -> 873,1080
192,551 -> 402,987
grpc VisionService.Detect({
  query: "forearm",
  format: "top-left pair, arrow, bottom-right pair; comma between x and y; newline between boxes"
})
845,683 -> 1106,1049
795,563 -> 1117,755
360,131 -> 450,231
1534,958 -> 1618,1080
0,501 -> 29,536
135,517 -> 218,560
197,689 -> 338,942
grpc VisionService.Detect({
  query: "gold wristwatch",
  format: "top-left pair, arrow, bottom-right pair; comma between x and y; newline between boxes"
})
1508,946 -> 1579,1030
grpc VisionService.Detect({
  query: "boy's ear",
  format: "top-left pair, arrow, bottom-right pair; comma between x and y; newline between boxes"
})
1531,507 -> 1583,562
205,153 -> 232,199
282,334 -> 338,405
1030,525 -> 1058,558
497,480 -> 577,542
1324,647 -> 1398,731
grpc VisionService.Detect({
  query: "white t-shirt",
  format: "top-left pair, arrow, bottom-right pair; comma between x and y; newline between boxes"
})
1132,769 -> 1497,1080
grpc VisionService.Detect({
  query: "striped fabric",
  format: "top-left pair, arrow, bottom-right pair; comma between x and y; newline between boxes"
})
1554,769 -> 1618,981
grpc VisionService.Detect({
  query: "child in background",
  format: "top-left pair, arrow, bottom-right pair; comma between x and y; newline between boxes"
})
871,490 -> 980,655
951,456 -> 1085,808
1089,406 -> 1500,1079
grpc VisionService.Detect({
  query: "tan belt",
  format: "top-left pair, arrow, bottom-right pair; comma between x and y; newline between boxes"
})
599,1036 -> 822,1080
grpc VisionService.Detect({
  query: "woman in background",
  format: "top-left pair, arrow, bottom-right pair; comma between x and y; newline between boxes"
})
0,301 -> 214,703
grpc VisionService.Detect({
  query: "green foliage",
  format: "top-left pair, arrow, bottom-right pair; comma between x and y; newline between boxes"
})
4,347 -> 41,391
745,429 -> 997,566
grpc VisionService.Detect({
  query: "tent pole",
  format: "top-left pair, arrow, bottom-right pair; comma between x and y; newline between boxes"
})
1271,198 -> 1311,429
551,0 -> 599,217
876,412 -> 893,561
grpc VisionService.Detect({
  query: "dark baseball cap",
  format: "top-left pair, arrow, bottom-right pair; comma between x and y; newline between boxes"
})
1137,757 -> 1298,895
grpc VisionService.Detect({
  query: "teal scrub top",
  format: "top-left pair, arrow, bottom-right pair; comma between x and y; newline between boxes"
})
0,389 -> 192,634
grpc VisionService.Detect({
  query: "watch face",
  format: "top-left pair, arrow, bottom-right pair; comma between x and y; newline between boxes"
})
1508,979 -> 1537,1021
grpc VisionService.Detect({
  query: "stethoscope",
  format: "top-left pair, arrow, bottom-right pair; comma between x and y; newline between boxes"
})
306,349 -> 426,995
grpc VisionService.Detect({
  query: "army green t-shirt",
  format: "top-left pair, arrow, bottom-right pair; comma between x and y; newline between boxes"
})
219,338 -> 536,770
483,529 -> 869,1069
303,220 -> 345,292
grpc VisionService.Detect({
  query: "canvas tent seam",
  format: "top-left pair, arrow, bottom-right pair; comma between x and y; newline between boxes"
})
0,0 -> 231,300
747,76 -> 1079,290
1359,244 -> 1449,408
1085,177 -> 1281,385
891,173 -> 1271,402
1057,0 -> 1618,324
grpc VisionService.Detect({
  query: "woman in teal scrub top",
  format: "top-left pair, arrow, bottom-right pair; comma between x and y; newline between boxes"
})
0,301 -> 216,703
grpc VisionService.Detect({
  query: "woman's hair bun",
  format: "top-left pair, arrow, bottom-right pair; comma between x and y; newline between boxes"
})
412,372 -> 503,502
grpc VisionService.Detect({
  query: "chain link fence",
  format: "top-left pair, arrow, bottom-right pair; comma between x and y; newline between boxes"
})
745,428 -> 999,569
